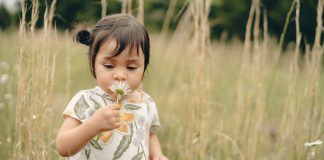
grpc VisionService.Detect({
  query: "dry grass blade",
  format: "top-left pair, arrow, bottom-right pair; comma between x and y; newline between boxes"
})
14,0 -> 58,159
101,0 -> 107,18
1,1 -> 324,160
137,0 -> 144,25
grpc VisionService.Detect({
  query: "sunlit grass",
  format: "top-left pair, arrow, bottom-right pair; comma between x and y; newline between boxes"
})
0,0 -> 324,159
0,28 -> 324,160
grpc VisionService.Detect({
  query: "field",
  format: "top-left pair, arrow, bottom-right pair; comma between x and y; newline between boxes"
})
0,0 -> 324,159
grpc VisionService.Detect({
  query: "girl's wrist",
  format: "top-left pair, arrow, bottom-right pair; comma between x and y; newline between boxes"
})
83,118 -> 100,137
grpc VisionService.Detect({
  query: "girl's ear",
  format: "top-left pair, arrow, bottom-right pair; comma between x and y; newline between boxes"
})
74,29 -> 92,46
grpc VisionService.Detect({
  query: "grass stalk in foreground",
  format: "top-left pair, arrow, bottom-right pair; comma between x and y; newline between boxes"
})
14,0 -> 57,159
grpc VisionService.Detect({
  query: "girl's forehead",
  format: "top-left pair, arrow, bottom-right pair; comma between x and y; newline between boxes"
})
99,39 -> 143,58
100,39 -> 118,55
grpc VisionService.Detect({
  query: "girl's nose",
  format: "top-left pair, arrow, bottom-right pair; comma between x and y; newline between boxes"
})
113,71 -> 127,81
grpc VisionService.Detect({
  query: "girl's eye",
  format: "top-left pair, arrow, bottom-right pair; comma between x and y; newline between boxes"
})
103,64 -> 114,69
127,66 -> 138,71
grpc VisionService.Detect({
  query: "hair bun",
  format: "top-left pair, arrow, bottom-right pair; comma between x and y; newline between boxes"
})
75,29 -> 92,46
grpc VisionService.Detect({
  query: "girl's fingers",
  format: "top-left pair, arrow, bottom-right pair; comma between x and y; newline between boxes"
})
114,122 -> 121,128
111,110 -> 120,116
111,104 -> 122,110
109,115 -> 120,128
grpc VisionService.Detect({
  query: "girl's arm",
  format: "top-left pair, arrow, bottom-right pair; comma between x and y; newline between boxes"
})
149,133 -> 168,160
56,117 -> 98,156
56,104 -> 121,157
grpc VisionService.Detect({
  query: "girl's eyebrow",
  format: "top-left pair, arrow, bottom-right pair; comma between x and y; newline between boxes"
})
127,57 -> 140,61
103,56 -> 114,59
103,56 -> 140,63
127,60 -> 140,64
103,57 -> 115,62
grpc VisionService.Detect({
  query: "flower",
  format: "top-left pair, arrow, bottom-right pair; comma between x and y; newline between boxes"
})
109,81 -> 132,96
304,140 -> 322,147
0,74 -> 9,84
109,81 -> 132,103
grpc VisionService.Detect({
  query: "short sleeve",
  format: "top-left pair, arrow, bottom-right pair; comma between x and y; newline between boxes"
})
63,91 -> 93,123
145,96 -> 161,133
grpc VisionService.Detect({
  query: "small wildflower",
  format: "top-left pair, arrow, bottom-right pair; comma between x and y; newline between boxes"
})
0,61 -> 9,71
192,132 -> 200,144
4,93 -> 12,99
0,74 -> 9,84
7,137 -> 11,143
192,137 -> 198,144
109,81 -> 132,104
304,140 -> 322,147
32,115 -> 37,120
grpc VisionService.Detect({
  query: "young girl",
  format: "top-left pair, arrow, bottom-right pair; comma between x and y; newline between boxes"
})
56,14 -> 168,160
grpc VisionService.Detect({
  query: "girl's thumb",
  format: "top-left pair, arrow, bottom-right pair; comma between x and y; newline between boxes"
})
113,103 -> 122,110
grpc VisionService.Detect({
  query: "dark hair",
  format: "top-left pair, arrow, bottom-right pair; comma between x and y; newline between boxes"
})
74,14 -> 150,78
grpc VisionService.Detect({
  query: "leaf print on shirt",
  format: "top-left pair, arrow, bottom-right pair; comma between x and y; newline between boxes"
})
89,96 -> 101,109
132,128 -> 145,147
90,139 -> 103,150
74,95 -> 90,120
131,152 -> 144,160
87,109 -> 96,117
113,123 -> 134,160
84,144 -> 91,159
95,92 -> 114,101
85,149 -> 91,159
94,92 -> 114,105
124,104 -> 141,110
137,116 -> 145,127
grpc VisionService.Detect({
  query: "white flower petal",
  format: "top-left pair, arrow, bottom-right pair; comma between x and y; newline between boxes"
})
304,140 -> 322,147
109,81 -> 132,96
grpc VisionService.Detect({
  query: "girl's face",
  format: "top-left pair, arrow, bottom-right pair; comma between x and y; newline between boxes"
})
94,39 -> 145,98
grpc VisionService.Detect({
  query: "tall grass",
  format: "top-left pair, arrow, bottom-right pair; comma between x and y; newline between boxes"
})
13,0 -> 57,159
149,0 -> 324,159
0,31 -> 16,159
0,0 -> 323,160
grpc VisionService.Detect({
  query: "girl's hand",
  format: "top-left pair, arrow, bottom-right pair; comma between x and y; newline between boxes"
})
87,104 -> 122,133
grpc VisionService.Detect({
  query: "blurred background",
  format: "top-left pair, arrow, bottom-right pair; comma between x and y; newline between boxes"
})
0,0 -> 322,48
0,0 -> 323,160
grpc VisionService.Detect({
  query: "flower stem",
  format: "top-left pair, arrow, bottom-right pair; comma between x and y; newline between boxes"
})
116,94 -> 121,104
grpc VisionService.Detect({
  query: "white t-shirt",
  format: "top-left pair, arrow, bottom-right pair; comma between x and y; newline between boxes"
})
63,86 -> 160,160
